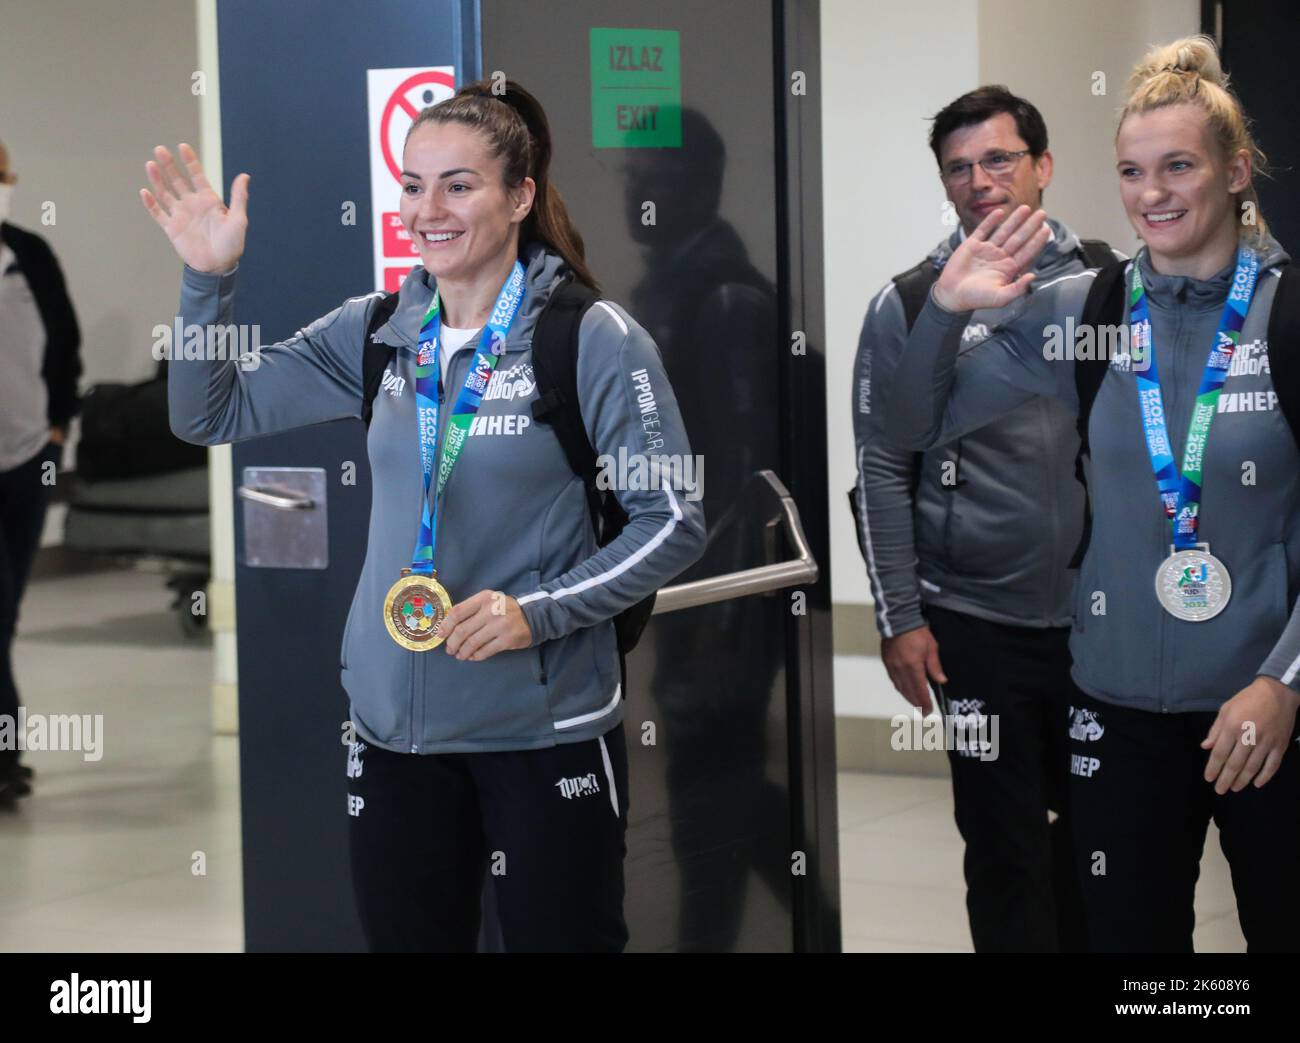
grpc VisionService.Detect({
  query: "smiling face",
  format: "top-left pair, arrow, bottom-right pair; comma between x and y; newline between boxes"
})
1116,103 -> 1250,272
398,121 -> 534,287
937,112 -> 1052,235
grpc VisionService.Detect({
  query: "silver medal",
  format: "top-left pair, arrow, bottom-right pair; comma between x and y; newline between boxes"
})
1154,545 -> 1231,622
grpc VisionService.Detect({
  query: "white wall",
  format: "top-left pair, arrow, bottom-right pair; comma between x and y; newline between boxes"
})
2,0 -> 203,546
824,0 -> 1199,617
1,0 -> 202,389
822,0 -> 980,613
979,0 -> 1201,256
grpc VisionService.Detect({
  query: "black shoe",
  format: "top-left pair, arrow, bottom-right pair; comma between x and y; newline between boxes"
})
2,765 -> 31,797
0,779 -> 18,811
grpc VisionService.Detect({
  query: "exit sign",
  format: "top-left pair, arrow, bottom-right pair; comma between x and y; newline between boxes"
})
589,27 -> 682,148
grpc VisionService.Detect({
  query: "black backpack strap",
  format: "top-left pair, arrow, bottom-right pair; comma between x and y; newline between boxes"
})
530,279 -> 657,659
1068,259 -> 1129,567
529,277 -> 602,530
1077,238 -> 1116,270
1267,265 -> 1300,454
1075,260 -> 1128,441
361,291 -> 401,428
891,260 -> 939,333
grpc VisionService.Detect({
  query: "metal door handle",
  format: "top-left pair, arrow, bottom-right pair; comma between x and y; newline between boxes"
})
652,470 -> 818,615
237,484 -> 316,510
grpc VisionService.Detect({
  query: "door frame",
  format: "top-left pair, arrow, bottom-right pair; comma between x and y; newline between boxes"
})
772,0 -> 840,953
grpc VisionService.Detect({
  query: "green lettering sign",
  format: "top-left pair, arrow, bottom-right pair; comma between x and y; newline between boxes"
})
590,27 -> 682,148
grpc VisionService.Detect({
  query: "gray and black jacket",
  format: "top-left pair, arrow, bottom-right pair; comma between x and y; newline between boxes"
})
170,241 -> 706,753
882,235 -> 1300,711
852,221 -> 1117,636
0,221 -> 81,471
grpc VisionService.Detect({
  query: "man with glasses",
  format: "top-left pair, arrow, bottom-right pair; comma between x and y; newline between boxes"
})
850,87 -> 1119,951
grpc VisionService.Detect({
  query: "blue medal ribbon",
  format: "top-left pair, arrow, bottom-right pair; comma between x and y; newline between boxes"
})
409,260 -> 526,574
1129,247 -> 1259,550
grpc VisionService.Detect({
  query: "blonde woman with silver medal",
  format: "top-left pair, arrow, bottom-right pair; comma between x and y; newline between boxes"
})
882,37 -> 1300,951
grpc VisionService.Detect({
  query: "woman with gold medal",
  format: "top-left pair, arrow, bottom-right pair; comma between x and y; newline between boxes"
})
883,37 -> 1300,952
142,81 -> 706,952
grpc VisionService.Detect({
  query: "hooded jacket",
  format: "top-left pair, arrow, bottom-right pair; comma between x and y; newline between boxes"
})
170,241 -> 707,752
883,235 -> 1300,712
852,221 -> 1118,636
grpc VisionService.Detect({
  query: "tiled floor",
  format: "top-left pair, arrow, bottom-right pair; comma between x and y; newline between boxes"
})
1,566 -> 1246,952
0,566 -> 243,953
837,771 -> 1246,953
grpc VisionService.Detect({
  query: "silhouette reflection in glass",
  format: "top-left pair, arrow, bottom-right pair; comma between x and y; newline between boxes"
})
622,109 -> 793,951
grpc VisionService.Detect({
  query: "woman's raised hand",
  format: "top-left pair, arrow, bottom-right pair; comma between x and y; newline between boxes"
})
933,204 -> 1052,313
140,144 -> 249,275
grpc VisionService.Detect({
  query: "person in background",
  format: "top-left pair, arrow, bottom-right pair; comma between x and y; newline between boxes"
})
0,137 -> 82,808
884,37 -> 1300,952
853,88 -> 1119,951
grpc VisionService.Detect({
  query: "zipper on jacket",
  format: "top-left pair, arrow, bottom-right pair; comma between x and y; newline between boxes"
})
406,376 -> 443,754
414,354 -> 458,751
1156,308 -> 1185,713
1041,400 -> 1065,622
408,650 -> 418,749
415,650 -> 425,752
940,442 -> 961,571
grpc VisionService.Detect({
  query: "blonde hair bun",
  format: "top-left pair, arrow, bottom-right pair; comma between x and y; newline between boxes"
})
1127,35 -> 1226,95
1121,35 -> 1269,242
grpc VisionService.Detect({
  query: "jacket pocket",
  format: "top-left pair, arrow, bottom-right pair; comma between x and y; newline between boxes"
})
1165,542 -> 1289,707
1072,552 -> 1094,634
423,642 -> 554,743
1070,542 -> 1161,700
1270,542 -> 1290,627
528,570 -> 548,686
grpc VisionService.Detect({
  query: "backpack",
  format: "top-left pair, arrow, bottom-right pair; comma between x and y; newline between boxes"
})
77,369 -> 207,482
848,238 -> 1115,559
1069,259 -> 1300,566
359,276 -> 656,677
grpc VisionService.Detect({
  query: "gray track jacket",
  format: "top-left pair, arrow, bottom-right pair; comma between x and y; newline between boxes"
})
170,241 -> 706,752
853,221 -> 1112,636
883,236 -> 1300,711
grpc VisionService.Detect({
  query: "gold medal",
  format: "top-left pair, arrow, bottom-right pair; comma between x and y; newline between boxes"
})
383,568 -> 453,651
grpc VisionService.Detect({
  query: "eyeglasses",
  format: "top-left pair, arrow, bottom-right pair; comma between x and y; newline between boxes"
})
940,150 -> 1032,185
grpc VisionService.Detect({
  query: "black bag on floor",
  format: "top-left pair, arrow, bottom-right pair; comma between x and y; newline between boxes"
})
77,372 -> 207,482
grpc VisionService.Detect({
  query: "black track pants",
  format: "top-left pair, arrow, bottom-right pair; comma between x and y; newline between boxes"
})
1065,685 -> 1300,953
346,720 -> 629,953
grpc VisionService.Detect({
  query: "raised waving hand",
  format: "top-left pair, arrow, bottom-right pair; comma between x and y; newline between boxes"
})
139,143 -> 250,275
933,204 -> 1052,313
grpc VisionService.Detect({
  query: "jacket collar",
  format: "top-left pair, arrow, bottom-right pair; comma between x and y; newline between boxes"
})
376,240 -> 569,355
1135,234 -> 1289,313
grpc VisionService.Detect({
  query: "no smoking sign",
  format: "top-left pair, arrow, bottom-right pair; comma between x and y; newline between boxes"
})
367,66 -> 456,293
